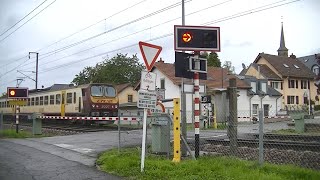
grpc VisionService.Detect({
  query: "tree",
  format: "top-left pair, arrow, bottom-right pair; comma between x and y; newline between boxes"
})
71,53 -> 144,86
200,52 -> 221,67
222,61 -> 235,74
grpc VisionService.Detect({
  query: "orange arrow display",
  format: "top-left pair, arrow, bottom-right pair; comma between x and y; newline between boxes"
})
182,32 -> 192,43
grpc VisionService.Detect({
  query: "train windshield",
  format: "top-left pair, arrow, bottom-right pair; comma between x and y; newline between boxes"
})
91,85 -> 116,97
104,86 -> 116,97
91,86 -> 103,97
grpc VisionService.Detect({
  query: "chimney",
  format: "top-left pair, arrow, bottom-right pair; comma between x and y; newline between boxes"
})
289,53 -> 296,59
158,57 -> 164,63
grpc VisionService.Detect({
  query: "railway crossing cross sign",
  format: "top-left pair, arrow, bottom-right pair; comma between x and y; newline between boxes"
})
139,41 -> 162,72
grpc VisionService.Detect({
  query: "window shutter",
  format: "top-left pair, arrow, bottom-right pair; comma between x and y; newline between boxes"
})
296,96 -> 299,104
308,80 -> 310,89
296,80 -> 298,89
281,82 -> 283,90
287,96 -> 290,104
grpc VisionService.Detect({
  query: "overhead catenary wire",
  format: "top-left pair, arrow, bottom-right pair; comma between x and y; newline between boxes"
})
22,0 -> 232,68
35,0 -> 299,74
1,0 -> 301,88
0,0 -> 57,44
0,0 -> 49,37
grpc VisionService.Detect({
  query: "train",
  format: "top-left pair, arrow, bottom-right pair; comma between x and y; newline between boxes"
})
0,83 -> 118,117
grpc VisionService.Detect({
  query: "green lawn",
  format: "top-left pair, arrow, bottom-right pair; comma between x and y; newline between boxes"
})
0,129 -> 43,138
97,148 -> 320,180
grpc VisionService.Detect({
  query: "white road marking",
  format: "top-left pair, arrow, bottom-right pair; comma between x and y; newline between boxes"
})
54,144 -> 94,154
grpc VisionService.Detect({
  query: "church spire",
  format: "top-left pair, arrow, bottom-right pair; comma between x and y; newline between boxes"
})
277,22 -> 288,57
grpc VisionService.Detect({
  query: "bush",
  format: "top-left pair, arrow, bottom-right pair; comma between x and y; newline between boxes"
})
314,105 -> 320,111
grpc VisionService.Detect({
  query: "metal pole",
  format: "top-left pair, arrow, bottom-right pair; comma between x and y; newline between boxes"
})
228,78 -> 237,156
118,110 -> 121,153
140,108 -> 148,172
258,108 -> 264,165
181,0 -> 187,157
36,53 -> 39,90
194,57 -> 200,158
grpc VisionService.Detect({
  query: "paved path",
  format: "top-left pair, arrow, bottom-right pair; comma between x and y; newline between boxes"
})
0,130 -> 144,180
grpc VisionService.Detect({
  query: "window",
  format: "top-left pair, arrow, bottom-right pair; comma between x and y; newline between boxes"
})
301,80 -> 308,89
304,97 -> 309,104
56,94 -> 61,104
128,95 -> 133,103
40,96 -> 44,105
252,104 -> 259,115
288,79 -> 295,88
287,96 -> 295,104
160,78 -> 165,89
296,80 -> 298,89
35,97 -> 39,105
261,82 -> 267,93
73,92 -> 76,104
312,65 -> 319,75
293,65 -> 300,69
296,96 -> 299,104
271,82 -> 279,89
281,82 -> 283,90
67,93 -> 72,104
31,97 -> 35,106
105,86 -> 116,97
44,96 -> 49,105
283,64 -> 289,68
50,95 -> 54,105
27,98 -> 30,106
251,82 -> 256,93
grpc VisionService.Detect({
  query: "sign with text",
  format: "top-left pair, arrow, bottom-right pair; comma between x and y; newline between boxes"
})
140,71 -> 156,91
137,90 -> 157,109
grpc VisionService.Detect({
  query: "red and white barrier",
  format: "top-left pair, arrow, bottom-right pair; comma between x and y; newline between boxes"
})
38,116 -> 140,121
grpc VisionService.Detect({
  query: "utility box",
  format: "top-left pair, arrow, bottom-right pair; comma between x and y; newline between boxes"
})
32,113 -> 42,135
291,113 -> 305,133
148,113 -> 171,154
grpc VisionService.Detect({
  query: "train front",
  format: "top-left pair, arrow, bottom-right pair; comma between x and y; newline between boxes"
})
88,84 -> 118,117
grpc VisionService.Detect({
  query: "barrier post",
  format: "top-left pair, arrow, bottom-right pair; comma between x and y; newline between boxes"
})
172,98 -> 181,163
32,113 -> 42,135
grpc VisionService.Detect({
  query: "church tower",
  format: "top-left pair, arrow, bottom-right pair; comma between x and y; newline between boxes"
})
277,22 -> 288,57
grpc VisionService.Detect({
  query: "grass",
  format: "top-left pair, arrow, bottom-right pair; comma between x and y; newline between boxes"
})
0,129 -> 43,138
97,148 -> 320,180
271,129 -> 320,135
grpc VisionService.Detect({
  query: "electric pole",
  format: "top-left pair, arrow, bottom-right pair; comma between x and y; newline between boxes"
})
29,52 -> 39,90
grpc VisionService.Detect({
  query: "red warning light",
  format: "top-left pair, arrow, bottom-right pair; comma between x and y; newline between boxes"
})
10,90 -> 15,96
182,32 -> 192,43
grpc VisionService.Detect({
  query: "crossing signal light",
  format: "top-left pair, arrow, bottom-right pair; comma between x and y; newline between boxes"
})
7,87 -> 28,99
174,25 -> 220,52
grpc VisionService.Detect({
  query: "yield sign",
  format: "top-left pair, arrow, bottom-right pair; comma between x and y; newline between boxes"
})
139,41 -> 162,72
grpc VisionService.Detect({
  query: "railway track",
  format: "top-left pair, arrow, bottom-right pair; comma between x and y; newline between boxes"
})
205,138 -> 320,152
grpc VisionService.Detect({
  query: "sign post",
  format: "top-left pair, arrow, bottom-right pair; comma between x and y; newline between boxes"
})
138,41 -> 162,172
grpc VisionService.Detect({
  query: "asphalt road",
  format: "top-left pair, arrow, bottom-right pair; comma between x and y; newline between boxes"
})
0,140 -> 122,180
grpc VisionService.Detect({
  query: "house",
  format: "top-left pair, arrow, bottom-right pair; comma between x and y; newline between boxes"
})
240,23 -> 317,112
297,53 -> 320,76
148,59 -> 280,122
115,83 -> 141,117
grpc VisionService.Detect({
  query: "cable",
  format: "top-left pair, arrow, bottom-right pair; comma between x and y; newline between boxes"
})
0,0 -> 147,73
0,0 -> 49,37
35,0 -> 300,74
0,0 -> 57,43
37,0 -> 147,52
37,0 -> 191,59
2,0 -> 301,87
22,0 -> 233,68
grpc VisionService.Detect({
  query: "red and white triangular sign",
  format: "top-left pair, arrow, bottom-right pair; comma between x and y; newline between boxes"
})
139,41 -> 162,72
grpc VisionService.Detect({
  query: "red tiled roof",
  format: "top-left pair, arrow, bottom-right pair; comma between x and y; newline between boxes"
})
154,62 -> 250,89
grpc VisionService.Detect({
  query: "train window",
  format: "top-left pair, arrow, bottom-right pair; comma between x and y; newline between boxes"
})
50,95 -> 54,105
36,97 -> 39,106
27,98 -> 30,106
31,97 -> 35,106
44,96 -> 49,105
104,86 -> 116,97
67,93 -> 72,104
56,94 -> 61,104
40,96 -> 44,105
73,92 -> 76,104
91,86 -> 103,97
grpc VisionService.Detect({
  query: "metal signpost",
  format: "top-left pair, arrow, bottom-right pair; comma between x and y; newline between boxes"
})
174,25 -> 220,158
138,41 -> 162,172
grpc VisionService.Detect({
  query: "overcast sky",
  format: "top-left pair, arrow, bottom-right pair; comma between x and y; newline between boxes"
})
0,0 -> 319,94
